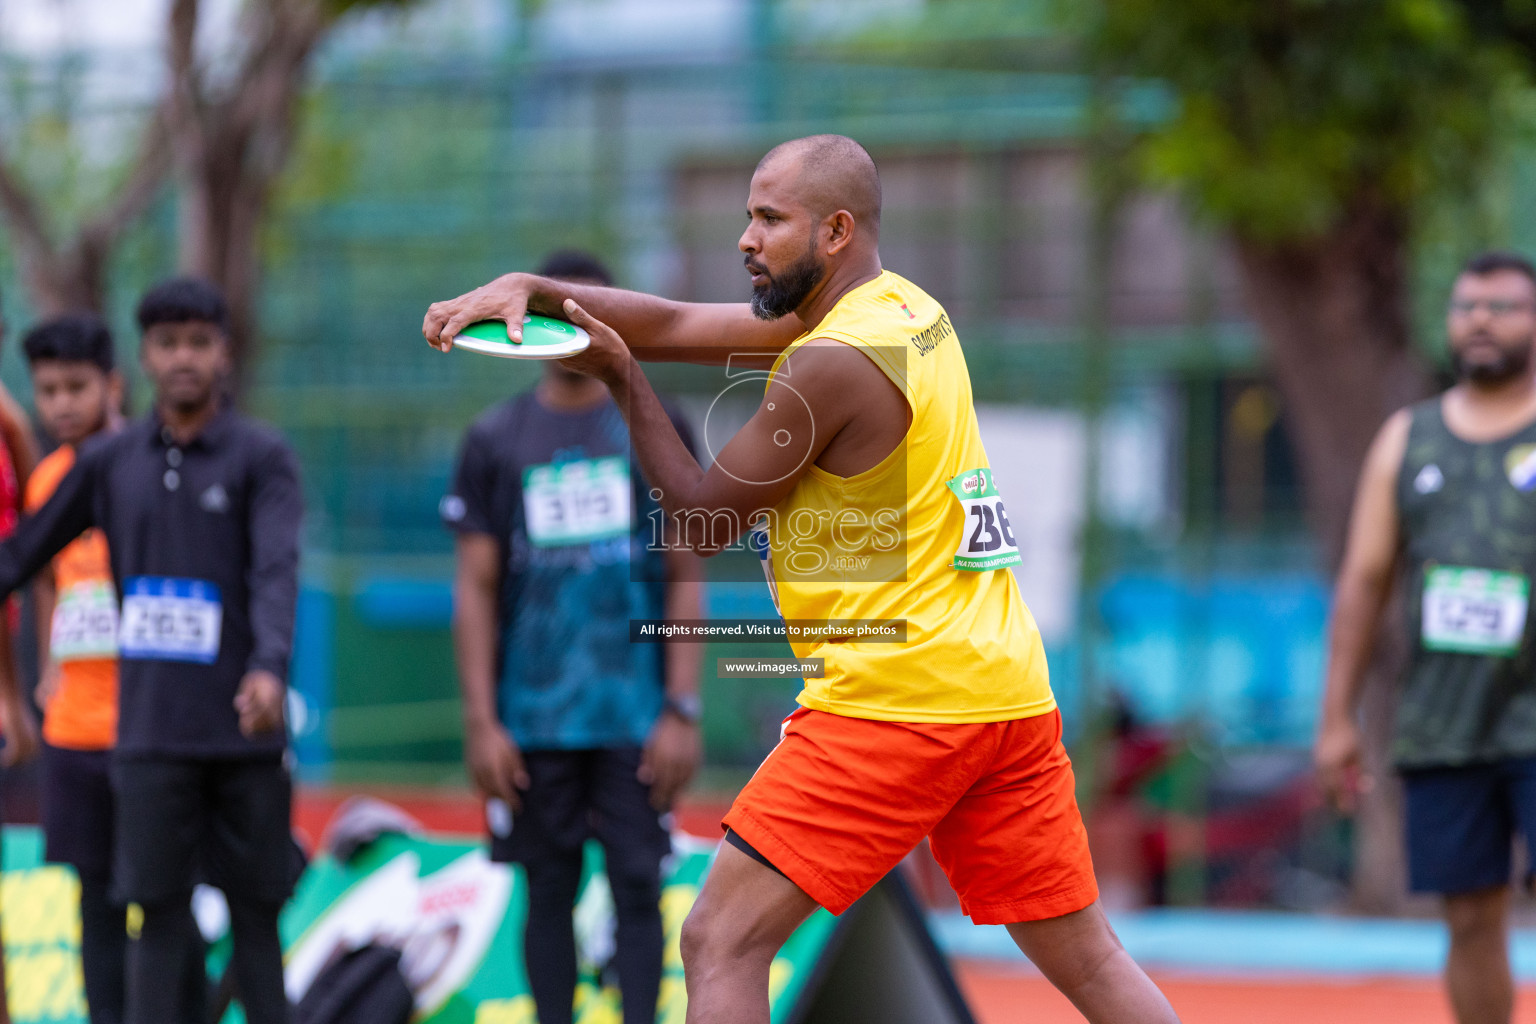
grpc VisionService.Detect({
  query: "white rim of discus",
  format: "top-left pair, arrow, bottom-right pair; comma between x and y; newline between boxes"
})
453,315 -> 591,360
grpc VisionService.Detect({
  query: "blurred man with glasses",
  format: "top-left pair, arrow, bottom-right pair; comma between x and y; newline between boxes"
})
1320,251 -> 1536,1024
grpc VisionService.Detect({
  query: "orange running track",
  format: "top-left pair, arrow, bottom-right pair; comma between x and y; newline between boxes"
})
955,962 -> 1536,1024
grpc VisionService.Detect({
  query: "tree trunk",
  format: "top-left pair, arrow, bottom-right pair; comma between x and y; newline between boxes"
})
3,0 -> 377,382
4,240 -> 110,317
1235,197 -> 1430,566
1235,196 -> 1431,913
167,0 -> 328,394
0,112 -> 171,317
179,145 -> 272,393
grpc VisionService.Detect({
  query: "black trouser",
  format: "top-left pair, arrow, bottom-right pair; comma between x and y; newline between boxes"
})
492,747 -> 670,1024
41,746 -> 125,1024
112,756 -> 294,1024
42,745 -> 208,1024
76,872 -> 126,1024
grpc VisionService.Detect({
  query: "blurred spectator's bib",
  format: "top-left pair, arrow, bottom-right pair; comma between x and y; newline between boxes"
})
52,580 -> 119,661
119,576 -> 223,664
1422,566 -> 1529,656
522,456 -> 632,547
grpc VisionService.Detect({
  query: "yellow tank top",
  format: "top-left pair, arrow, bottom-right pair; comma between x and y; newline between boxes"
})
762,270 -> 1055,723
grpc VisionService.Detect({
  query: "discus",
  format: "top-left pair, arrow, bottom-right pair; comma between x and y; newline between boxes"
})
453,314 -> 590,360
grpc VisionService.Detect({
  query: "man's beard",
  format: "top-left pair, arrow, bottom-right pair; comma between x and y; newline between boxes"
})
1453,340 -> 1533,385
748,245 -> 825,321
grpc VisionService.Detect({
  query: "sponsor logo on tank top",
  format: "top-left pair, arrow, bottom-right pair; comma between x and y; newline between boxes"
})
1506,445 -> 1536,492
1414,463 -> 1444,495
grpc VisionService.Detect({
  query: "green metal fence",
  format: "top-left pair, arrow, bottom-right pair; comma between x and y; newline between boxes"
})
0,26 -> 1324,802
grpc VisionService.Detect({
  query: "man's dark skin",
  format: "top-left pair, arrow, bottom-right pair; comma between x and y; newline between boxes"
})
424,137 -> 1178,1024
140,319 -> 283,737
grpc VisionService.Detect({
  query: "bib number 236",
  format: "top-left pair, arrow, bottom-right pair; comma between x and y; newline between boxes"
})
946,468 -> 1022,572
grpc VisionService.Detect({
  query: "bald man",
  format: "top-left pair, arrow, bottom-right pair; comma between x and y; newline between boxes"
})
424,135 -> 1179,1024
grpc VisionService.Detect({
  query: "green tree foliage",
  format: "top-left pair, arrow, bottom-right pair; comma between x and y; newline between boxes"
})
1094,0 -> 1525,241
0,0 -> 421,368
848,0 -> 1071,69
1087,0 -> 1536,914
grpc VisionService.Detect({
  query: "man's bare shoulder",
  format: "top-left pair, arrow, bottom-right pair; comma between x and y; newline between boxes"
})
1365,406 -> 1415,483
1380,405 -> 1415,442
772,336 -> 900,411
779,336 -> 889,381
773,338 -> 908,475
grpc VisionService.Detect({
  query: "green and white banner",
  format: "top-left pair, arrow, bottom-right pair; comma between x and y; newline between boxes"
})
279,831 -> 839,1023
2,826 -> 971,1024
2,829 -> 81,1022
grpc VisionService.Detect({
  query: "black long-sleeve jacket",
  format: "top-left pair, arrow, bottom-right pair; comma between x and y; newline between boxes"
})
0,407 -> 302,758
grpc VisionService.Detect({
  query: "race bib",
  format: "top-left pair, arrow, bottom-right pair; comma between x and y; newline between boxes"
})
51,580 -> 119,661
118,577 -> 223,664
1422,566 -> 1529,656
523,456 -> 632,547
946,468 -> 1023,572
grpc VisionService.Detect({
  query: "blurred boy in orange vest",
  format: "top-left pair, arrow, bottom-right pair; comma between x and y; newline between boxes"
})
23,314 -> 126,1024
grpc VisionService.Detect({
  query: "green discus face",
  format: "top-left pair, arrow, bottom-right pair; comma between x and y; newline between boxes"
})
453,314 -> 591,359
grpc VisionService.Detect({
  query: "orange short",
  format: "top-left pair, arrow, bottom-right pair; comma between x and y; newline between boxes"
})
721,707 -> 1097,924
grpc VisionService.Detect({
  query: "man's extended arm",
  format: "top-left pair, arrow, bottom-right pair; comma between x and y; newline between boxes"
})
0,455 -> 98,601
663,550 -> 705,703
23,465 -> 59,710
0,447 -> 94,765
641,544 -> 704,810
0,614 -> 37,767
422,273 -> 803,366
444,427 -> 530,812
453,532 -> 530,812
31,572 -> 57,710
1315,409 -> 1411,811
245,443 -> 303,681
657,408 -> 707,701
235,441 -> 303,737
555,300 -> 880,558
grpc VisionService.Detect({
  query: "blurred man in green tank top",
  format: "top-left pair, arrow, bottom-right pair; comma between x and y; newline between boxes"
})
1319,251 -> 1536,1024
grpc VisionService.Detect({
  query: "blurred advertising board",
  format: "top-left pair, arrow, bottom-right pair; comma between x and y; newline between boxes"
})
2,826 -> 971,1024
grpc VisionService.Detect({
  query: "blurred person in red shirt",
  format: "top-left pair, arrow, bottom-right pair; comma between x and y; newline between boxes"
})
0,291 -> 41,1024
